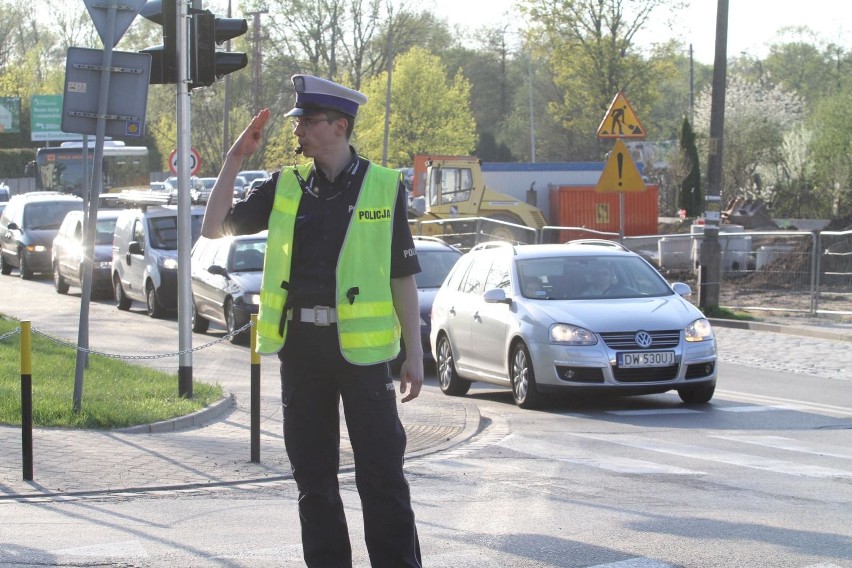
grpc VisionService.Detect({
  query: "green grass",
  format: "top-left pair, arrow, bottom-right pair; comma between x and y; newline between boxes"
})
700,305 -> 757,321
0,315 -> 223,429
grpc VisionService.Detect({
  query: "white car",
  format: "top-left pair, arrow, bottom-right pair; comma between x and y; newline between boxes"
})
429,240 -> 717,408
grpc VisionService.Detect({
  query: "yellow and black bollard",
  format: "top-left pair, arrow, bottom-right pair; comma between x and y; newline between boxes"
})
250,314 -> 260,463
20,320 -> 33,481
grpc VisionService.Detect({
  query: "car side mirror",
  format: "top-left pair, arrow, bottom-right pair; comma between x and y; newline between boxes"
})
672,282 -> 691,297
208,264 -> 229,278
128,241 -> 143,255
7,221 -> 19,231
483,288 -> 511,304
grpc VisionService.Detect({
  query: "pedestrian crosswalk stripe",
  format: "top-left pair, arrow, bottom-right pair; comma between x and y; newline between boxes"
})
711,435 -> 852,460
570,433 -> 852,478
497,434 -> 704,475
607,408 -> 703,416
589,559 -> 675,568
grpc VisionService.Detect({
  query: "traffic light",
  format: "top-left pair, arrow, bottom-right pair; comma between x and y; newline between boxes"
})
139,0 -> 177,84
190,10 -> 248,89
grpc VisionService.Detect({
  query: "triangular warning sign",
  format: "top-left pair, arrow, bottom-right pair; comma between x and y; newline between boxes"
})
597,92 -> 646,139
596,139 -> 646,193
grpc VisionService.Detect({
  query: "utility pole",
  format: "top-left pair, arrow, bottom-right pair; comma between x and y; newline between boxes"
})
698,0 -> 728,310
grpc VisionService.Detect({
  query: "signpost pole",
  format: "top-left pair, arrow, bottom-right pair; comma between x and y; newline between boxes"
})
73,4 -> 118,412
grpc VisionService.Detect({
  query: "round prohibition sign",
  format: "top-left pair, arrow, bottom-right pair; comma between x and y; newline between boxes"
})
169,147 -> 201,176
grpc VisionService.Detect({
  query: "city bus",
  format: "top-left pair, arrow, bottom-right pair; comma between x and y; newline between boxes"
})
33,141 -> 149,196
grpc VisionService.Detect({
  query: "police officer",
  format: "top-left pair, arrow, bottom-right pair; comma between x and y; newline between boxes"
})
202,75 -> 423,568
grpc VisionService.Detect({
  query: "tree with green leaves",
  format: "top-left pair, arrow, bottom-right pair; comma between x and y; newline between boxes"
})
808,90 -> 852,216
518,0 -> 684,161
355,46 -> 476,167
693,73 -> 804,206
677,117 -> 701,216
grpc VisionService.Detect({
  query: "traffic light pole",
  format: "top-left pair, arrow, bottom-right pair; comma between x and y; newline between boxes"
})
176,0 -> 193,398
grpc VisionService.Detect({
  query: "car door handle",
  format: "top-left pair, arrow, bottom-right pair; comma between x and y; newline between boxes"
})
449,307 -> 456,316
473,311 -> 481,322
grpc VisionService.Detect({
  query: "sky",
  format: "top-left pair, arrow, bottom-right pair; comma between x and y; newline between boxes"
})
426,0 -> 850,64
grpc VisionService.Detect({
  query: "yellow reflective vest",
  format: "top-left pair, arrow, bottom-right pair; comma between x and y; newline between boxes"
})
255,162 -> 402,365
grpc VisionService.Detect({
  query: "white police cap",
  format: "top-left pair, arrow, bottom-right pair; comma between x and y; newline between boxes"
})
284,74 -> 368,118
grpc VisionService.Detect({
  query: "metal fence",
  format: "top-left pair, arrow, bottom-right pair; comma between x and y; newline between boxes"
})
413,217 -> 852,317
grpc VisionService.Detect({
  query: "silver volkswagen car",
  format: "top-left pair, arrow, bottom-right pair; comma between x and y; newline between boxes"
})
429,240 -> 717,409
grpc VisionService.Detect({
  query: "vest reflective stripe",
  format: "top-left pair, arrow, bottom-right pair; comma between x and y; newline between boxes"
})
254,162 -> 402,365
335,165 -> 401,364
254,165 -> 309,354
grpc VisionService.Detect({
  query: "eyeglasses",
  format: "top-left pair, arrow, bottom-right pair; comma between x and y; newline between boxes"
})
290,116 -> 332,130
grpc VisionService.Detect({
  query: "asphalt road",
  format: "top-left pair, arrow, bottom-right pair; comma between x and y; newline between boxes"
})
1,273 -> 850,568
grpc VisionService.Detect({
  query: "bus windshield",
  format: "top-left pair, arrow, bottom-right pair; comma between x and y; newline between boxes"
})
35,142 -> 149,196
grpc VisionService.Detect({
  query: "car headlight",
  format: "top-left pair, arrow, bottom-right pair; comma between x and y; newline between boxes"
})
97,260 -> 112,269
159,257 -> 178,270
243,293 -> 261,305
685,318 -> 714,342
26,245 -> 46,253
550,323 -> 598,345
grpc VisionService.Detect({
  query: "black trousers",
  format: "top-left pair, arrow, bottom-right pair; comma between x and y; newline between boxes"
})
279,321 -> 422,568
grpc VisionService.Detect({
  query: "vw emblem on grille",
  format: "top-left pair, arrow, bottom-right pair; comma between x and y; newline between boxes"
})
634,331 -> 653,348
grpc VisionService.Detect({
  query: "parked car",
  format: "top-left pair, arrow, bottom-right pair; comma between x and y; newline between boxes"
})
164,176 -> 203,204
0,183 -> 10,202
247,176 -> 270,195
233,175 -> 248,200
391,236 -> 463,372
112,204 -> 205,318
52,209 -> 120,297
198,177 -> 217,203
0,192 -> 84,279
237,170 -> 268,187
430,240 -> 717,408
190,232 -> 267,344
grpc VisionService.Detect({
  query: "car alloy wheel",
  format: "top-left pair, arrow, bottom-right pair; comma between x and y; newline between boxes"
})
19,252 -> 33,280
114,274 -> 131,310
511,342 -> 541,409
146,282 -> 166,319
436,334 -> 471,396
53,262 -> 69,294
191,301 -> 209,333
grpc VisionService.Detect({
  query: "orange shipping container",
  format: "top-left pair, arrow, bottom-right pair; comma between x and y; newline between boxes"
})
549,184 -> 659,242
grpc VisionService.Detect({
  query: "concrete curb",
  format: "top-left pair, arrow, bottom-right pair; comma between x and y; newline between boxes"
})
709,318 -> 852,343
116,393 -> 236,434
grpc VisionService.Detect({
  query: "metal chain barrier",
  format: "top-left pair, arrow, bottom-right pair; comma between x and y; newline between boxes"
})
17,321 -> 254,360
0,327 -> 22,342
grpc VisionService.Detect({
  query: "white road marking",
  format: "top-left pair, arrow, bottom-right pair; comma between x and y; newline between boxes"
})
589,559 -> 676,568
53,540 -> 148,557
607,408 -> 703,416
711,435 -> 852,460
497,434 -> 704,475
570,433 -> 852,478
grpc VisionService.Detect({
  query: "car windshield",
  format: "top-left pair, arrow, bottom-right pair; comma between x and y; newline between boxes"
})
516,255 -> 674,300
23,201 -> 81,230
415,249 -> 462,288
229,240 -> 267,272
148,214 -> 204,250
95,218 -> 118,245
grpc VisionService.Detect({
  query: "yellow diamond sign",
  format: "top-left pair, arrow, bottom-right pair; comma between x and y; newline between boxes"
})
596,139 -> 646,193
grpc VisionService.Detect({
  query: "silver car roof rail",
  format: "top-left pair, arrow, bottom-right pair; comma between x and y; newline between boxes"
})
470,241 -> 516,253
564,238 -> 629,251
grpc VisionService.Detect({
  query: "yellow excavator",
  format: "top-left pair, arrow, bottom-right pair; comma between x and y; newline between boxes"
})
407,156 -> 547,248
